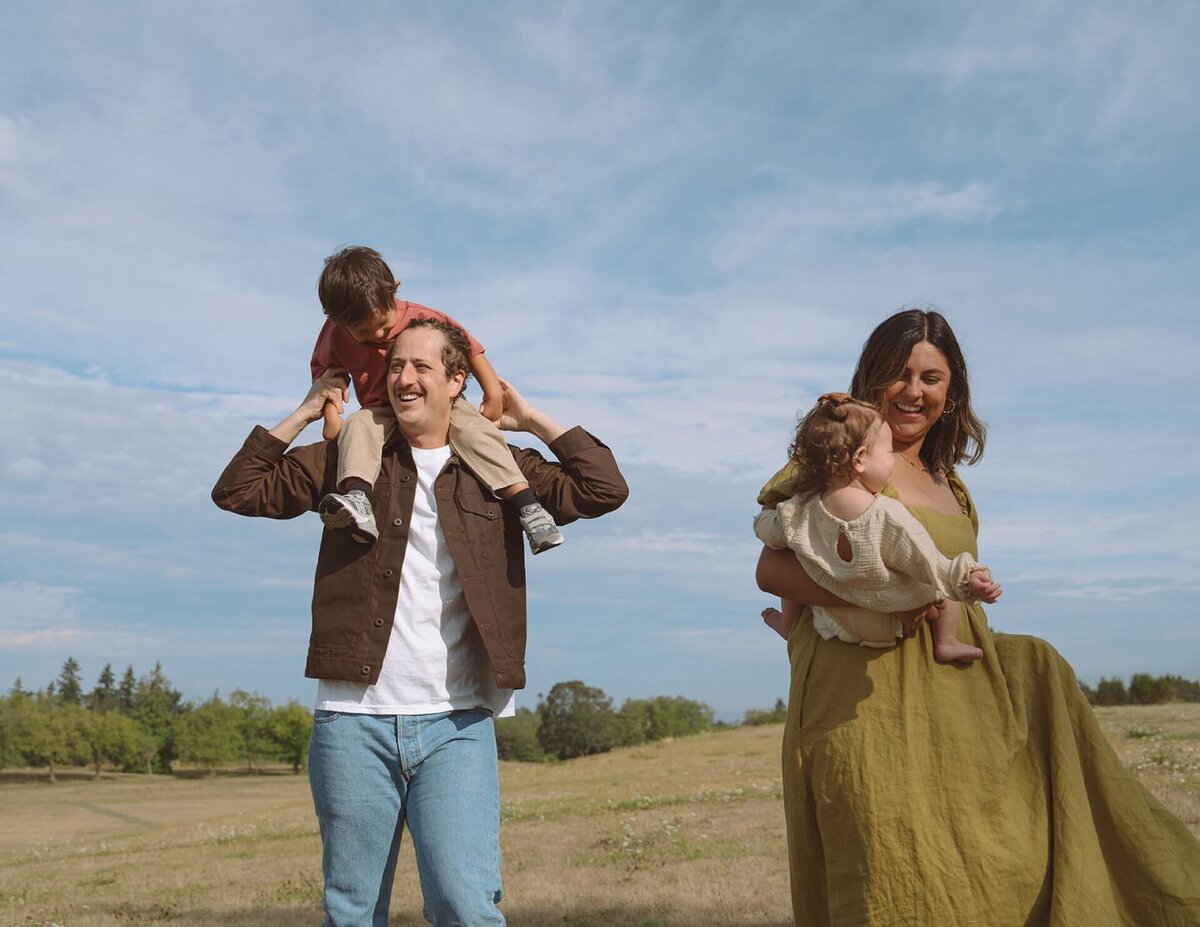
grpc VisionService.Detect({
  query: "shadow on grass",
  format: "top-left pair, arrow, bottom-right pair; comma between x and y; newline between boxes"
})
168,906 -> 793,927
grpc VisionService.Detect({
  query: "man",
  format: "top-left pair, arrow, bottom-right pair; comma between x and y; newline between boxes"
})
212,318 -> 627,926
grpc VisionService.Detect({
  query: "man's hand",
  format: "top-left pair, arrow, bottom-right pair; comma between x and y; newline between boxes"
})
893,601 -> 940,636
494,378 -> 566,444
270,372 -> 349,445
968,569 -> 1003,604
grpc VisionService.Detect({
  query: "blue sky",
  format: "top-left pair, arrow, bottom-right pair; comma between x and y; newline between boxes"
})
2,2 -> 1198,719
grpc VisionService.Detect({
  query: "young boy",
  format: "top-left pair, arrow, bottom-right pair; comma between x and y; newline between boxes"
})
310,245 -> 563,554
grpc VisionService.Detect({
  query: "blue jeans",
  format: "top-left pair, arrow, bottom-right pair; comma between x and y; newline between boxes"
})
308,709 -> 505,927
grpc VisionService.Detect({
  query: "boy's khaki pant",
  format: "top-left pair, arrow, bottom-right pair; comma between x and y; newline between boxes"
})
337,403 -> 525,496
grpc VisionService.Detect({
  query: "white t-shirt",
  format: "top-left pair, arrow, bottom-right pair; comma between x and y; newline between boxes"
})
316,444 -> 515,717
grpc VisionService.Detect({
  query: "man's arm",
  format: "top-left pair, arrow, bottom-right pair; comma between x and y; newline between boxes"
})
496,379 -> 627,523
211,374 -> 344,519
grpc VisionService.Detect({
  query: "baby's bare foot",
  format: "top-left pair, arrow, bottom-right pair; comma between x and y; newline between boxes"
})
762,607 -> 796,641
934,639 -> 984,664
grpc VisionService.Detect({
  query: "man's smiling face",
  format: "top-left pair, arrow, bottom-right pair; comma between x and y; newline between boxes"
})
386,326 -> 466,449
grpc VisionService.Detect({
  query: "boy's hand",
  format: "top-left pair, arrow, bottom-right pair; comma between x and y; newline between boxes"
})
479,391 -> 504,423
968,569 -> 1003,604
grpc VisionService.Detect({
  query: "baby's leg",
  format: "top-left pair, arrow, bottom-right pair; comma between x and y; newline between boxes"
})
449,403 -> 563,555
762,598 -> 800,641
318,408 -> 394,545
931,600 -> 983,663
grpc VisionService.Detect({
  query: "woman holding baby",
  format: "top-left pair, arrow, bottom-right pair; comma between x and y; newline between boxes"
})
756,308 -> 1200,925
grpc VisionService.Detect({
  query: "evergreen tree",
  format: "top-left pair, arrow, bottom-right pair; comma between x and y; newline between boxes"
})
89,664 -> 118,713
57,658 -> 84,705
132,663 -> 184,772
117,665 -> 137,714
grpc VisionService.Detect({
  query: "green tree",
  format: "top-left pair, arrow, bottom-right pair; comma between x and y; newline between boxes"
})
536,681 -> 617,760
268,700 -> 313,773
57,658 -> 84,705
742,698 -> 788,726
1128,674 -> 1175,705
644,695 -> 714,740
229,690 -> 274,772
26,696 -> 90,782
614,699 -> 652,747
495,708 -> 548,762
80,710 -> 141,778
176,696 -> 243,773
132,663 -> 184,772
1094,677 -> 1128,706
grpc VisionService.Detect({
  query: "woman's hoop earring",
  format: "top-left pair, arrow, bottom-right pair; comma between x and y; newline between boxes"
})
941,398 -> 957,417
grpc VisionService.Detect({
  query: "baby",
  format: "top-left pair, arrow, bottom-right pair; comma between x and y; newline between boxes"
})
310,246 -> 563,554
754,393 -> 1001,663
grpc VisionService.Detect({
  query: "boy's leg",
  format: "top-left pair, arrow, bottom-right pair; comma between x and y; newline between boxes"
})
319,408 -> 396,545
930,600 -> 983,663
448,404 -> 563,555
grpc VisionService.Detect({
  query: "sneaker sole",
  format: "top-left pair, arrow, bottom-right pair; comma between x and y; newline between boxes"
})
530,534 -> 565,555
318,497 -> 378,545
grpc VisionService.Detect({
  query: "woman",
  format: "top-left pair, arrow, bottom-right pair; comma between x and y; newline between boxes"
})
757,309 -> 1200,926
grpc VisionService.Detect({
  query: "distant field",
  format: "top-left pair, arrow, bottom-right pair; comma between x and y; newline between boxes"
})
3,705 -> 1198,927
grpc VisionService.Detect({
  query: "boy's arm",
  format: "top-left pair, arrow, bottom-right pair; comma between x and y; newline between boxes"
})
470,354 -> 505,423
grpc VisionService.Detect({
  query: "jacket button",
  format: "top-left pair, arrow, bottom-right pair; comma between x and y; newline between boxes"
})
401,474 -> 411,482
383,568 -> 394,578
392,518 -> 403,527
360,665 -> 371,676
373,617 -> 384,628
487,508 -> 497,518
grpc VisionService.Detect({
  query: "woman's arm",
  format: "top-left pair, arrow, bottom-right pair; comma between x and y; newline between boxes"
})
756,546 -> 850,608
756,545 -> 938,632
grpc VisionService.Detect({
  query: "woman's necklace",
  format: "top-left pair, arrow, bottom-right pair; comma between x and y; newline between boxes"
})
896,452 -> 933,475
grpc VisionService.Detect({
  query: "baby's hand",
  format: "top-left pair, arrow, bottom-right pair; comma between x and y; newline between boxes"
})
968,569 -> 1003,604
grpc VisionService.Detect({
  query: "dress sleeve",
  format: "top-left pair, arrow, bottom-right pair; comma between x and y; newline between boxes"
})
753,509 -> 789,549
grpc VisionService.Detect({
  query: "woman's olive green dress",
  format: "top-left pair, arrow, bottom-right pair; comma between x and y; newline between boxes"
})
779,476 -> 1200,925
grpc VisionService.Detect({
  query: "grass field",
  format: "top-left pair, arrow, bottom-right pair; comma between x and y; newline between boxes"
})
2,704 -> 1198,927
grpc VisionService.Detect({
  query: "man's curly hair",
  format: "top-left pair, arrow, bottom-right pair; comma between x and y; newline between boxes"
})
787,393 -> 881,499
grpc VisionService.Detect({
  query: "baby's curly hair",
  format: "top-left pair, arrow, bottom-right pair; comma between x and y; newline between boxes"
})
788,392 -> 882,498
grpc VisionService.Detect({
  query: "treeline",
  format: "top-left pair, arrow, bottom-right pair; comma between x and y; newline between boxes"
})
496,680 -> 786,762
0,659 -> 311,781
1080,674 -> 1200,707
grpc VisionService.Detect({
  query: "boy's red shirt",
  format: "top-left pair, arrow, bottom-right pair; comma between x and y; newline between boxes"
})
310,299 -> 485,410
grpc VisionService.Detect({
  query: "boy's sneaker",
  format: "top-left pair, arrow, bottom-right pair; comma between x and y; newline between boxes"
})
519,502 -> 564,555
318,490 -> 379,545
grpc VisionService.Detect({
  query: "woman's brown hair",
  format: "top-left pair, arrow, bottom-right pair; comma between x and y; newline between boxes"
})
849,308 -> 986,473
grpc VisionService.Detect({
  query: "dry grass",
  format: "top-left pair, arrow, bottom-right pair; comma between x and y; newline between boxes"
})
3,706 -> 1198,927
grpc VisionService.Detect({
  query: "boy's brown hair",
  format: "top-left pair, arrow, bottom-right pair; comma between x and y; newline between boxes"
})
317,246 -> 397,327
788,393 -> 881,499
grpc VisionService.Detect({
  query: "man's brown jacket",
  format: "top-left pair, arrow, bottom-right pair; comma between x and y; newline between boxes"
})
212,424 -> 628,690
